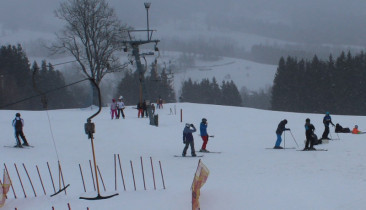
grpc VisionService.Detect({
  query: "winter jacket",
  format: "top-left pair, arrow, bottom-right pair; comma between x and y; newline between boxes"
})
323,115 -> 334,127
117,101 -> 125,109
110,102 -> 117,110
200,122 -> 208,136
276,120 -> 289,135
335,124 -> 351,133
305,122 -> 315,138
183,126 -> 196,142
12,117 -> 24,131
352,128 -> 361,134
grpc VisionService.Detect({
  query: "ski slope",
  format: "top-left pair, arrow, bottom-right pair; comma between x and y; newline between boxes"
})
1,103 -> 366,210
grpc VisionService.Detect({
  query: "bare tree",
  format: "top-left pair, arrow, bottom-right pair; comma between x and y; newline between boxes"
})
53,0 -> 128,104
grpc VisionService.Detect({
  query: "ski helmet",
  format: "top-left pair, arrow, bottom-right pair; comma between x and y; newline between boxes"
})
283,119 -> 288,124
202,118 -> 207,123
185,123 -> 191,127
326,111 -> 330,115
355,125 -> 358,128
306,118 -> 310,122
15,113 -> 20,117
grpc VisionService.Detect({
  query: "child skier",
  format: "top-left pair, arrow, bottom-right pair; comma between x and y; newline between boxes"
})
352,125 -> 363,134
12,113 -> 30,147
182,123 -> 197,157
110,99 -> 117,119
116,96 -> 125,119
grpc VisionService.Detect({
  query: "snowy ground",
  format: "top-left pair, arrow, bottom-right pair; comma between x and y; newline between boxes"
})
1,103 -> 366,210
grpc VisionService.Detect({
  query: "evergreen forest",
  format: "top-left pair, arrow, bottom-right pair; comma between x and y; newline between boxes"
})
271,51 -> 366,115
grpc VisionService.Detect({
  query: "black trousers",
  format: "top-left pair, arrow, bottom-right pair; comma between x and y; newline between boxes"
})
183,140 -> 196,155
322,126 -> 330,139
305,135 -> 314,149
15,130 -> 28,145
117,109 -> 125,119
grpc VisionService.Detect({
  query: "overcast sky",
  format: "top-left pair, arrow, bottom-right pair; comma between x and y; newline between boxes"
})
1,0 -> 366,47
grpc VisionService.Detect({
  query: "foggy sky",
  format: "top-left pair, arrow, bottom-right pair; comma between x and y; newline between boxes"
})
1,0 -> 366,46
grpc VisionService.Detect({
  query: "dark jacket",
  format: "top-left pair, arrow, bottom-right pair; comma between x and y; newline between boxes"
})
142,101 -> 147,110
335,124 -> 351,133
305,122 -> 315,138
276,120 -> 289,135
12,117 -> 24,132
183,126 -> 196,142
323,115 -> 334,127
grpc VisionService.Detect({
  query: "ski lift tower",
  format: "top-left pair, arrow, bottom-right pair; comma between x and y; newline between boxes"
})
123,2 -> 160,126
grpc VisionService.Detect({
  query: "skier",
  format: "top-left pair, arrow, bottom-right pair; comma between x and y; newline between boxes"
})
352,125 -> 363,134
321,112 -> 335,139
273,119 -> 290,149
304,118 -> 316,150
116,96 -> 125,119
335,123 -> 350,133
110,99 -> 117,119
142,100 -> 148,118
151,103 -> 155,115
182,123 -> 197,157
137,101 -> 143,118
12,113 -> 30,147
199,118 -> 210,152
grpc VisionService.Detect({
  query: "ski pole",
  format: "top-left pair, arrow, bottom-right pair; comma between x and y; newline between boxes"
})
336,132 -> 340,140
289,130 -> 299,148
283,131 -> 286,149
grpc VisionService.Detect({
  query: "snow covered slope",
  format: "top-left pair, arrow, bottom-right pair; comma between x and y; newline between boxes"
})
1,103 -> 366,209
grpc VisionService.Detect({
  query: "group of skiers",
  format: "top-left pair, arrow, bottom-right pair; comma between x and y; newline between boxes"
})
274,112 -> 364,150
182,118 -> 211,157
136,100 -> 156,118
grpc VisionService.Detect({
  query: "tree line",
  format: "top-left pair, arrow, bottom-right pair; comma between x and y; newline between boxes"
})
0,44 -> 89,110
272,51 -> 366,115
180,77 -> 242,106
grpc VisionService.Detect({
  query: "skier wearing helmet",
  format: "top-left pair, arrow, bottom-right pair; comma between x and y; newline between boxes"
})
199,118 -> 210,152
304,118 -> 316,150
322,112 -> 335,140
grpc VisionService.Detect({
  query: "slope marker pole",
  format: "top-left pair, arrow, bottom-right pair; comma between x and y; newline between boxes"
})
36,165 -> 46,195
150,157 -> 156,190
117,154 -> 126,191
4,163 -> 17,199
14,163 -> 26,198
22,163 -> 36,197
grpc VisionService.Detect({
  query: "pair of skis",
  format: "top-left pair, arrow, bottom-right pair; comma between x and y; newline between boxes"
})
4,145 -> 34,149
174,150 -> 222,157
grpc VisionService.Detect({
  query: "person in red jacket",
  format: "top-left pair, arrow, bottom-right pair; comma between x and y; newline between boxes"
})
352,125 -> 363,134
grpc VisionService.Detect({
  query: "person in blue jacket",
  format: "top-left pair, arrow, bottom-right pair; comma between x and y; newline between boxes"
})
199,118 -> 210,152
274,119 -> 290,149
182,123 -> 197,157
322,112 -> 335,139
